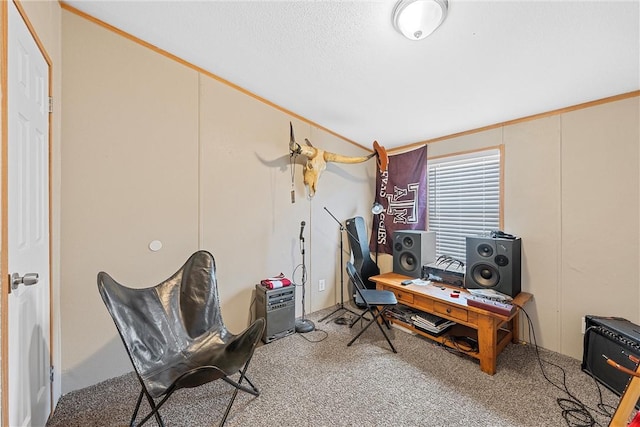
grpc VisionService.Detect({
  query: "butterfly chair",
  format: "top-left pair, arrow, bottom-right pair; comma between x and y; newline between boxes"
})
97,250 -> 265,427
345,262 -> 398,353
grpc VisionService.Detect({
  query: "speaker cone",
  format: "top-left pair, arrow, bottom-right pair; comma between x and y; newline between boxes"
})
470,263 -> 500,288
402,236 -> 414,248
399,252 -> 418,273
477,243 -> 493,257
494,254 -> 509,267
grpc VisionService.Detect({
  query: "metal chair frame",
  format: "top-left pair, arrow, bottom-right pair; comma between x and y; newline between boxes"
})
346,262 -> 398,353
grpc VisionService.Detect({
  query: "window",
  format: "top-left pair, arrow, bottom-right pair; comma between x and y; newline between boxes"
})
427,148 -> 502,263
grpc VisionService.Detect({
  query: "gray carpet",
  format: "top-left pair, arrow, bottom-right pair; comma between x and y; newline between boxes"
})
47,306 -> 622,427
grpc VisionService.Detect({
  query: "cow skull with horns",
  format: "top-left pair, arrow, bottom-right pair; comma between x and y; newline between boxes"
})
289,122 -> 388,197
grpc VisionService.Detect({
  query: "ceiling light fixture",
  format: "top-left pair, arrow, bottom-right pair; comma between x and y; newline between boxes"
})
392,0 -> 448,41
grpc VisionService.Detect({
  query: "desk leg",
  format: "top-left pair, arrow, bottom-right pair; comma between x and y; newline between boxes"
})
477,315 -> 498,375
512,311 -> 521,344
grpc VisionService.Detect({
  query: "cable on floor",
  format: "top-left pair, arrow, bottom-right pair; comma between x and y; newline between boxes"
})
296,327 -> 329,343
516,304 -> 617,427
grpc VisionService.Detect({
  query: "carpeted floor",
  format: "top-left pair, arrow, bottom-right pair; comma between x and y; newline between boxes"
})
47,306 -> 622,427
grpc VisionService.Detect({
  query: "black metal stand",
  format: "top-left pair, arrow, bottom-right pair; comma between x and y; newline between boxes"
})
319,207 -> 361,324
295,227 -> 315,333
372,201 -> 383,265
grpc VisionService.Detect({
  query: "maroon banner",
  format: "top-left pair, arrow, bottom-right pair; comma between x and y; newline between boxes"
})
369,145 -> 427,254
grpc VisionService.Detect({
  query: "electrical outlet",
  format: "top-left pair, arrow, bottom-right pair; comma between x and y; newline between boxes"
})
581,316 -> 586,334
319,279 -> 326,292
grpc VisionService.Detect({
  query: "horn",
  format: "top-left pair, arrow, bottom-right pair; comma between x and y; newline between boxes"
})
289,122 -> 301,154
373,140 -> 388,172
323,151 -> 375,164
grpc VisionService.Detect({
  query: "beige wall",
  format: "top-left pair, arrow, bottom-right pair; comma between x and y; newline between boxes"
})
425,98 -> 640,359
60,10 -> 201,391
199,77 -> 376,328
59,5 -> 639,395
60,10 -> 376,393
560,100 -> 639,356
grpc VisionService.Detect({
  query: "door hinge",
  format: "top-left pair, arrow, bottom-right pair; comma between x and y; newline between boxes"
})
50,366 -> 54,382
48,96 -> 53,113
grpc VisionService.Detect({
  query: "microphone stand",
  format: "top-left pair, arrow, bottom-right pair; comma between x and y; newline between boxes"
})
295,225 -> 315,333
319,207 -> 361,323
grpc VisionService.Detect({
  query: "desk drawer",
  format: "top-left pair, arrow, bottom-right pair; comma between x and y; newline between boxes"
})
414,295 -> 434,312
434,301 -> 468,322
384,286 -> 414,304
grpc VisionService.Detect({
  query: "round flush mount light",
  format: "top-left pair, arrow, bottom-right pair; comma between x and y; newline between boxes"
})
392,0 -> 449,41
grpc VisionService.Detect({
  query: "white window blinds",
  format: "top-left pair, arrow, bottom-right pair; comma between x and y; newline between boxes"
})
427,149 -> 501,263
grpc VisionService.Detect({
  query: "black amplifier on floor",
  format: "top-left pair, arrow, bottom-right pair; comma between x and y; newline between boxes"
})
582,315 -> 640,400
255,284 -> 295,343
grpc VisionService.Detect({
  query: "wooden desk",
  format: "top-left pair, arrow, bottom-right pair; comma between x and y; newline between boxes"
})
370,272 -> 533,375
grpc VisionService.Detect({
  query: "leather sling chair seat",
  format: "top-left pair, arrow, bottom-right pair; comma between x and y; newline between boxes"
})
97,250 -> 265,427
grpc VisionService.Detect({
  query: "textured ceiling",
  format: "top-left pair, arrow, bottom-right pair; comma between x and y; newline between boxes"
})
63,0 -> 640,149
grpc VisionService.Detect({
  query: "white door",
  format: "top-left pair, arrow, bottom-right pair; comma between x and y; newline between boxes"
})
8,2 -> 52,426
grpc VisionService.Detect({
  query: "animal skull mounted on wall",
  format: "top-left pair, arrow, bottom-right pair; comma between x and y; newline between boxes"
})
289,122 -> 388,197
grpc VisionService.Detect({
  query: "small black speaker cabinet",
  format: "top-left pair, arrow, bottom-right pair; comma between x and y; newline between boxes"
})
392,230 -> 436,278
582,315 -> 640,402
465,236 -> 521,297
255,285 -> 295,343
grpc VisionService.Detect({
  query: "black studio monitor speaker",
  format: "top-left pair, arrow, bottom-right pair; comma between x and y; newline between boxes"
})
392,230 -> 436,278
465,236 -> 521,297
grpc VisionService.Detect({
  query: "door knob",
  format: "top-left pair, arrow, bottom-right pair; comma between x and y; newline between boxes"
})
11,272 -> 39,290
